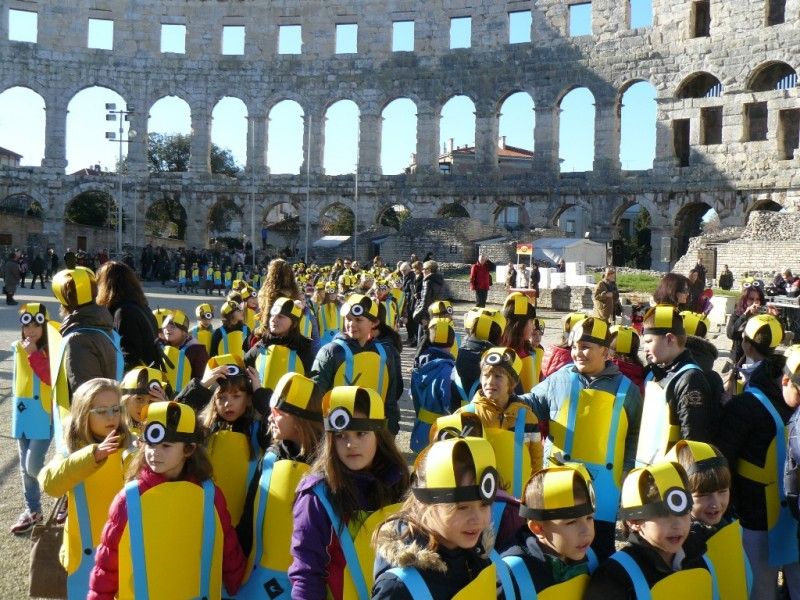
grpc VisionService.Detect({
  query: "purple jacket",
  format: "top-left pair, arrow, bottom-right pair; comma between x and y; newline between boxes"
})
288,467 -> 406,600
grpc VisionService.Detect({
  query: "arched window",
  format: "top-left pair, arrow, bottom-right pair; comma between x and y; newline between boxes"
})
559,88 -> 595,172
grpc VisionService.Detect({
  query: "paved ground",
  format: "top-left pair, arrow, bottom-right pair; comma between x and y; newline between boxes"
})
0,283 -> 736,598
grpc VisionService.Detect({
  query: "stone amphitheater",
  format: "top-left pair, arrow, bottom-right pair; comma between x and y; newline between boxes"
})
1,0 -> 800,270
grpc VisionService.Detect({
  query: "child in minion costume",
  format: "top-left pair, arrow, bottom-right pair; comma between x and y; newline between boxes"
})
161,309 -> 204,394
666,440 -> 752,600
425,300 -> 460,359
521,316 -> 642,560
10,303 -> 54,534
455,308 -> 508,402
409,318 -> 469,454
609,324 -> 646,393
716,314 -> 800,598
120,366 -> 170,441
499,465 -> 599,599
190,303 -> 216,355
177,263 -> 187,293
372,437 -> 502,598
540,312 -> 586,379
317,281 -> 343,346
502,291 -> 541,392
211,300 -> 250,359
152,307 -> 172,343
190,261 -> 200,293
456,347 -> 542,499
214,264 -> 224,295
585,461 -> 718,600
89,401 -> 247,599
309,294 -> 403,435
680,310 -> 726,404
241,285 -> 261,333
237,372 -> 322,599
373,278 -> 399,330
224,265 -> 233,291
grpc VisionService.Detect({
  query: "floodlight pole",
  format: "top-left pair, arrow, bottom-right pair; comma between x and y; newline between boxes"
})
353,126 -> 360,260
304,115 -> 311,264
105,104 -> 134,257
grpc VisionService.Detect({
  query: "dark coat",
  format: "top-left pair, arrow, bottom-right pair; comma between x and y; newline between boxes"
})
108,301 -> 160,370
412,272 -> 444,320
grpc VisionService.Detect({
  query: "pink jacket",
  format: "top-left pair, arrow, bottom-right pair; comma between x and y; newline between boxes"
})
87,467 -> 246,599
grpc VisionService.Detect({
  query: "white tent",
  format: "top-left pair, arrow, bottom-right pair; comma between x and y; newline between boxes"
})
312,235 -> 350,249
532,238 -> 606,266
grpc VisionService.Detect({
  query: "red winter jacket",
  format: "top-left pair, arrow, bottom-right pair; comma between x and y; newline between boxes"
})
87,467 -> 246,600
469,262 -> 492,291
611,357 -> 646,396
541,345 -> 573,379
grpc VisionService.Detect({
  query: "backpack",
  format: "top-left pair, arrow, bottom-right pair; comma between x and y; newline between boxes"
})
409,356 -> 467,453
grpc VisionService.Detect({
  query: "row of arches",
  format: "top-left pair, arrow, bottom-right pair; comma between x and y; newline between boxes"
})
676,61 -> 797,98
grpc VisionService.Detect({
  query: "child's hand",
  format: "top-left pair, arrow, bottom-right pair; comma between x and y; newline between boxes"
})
94,430 -> 121,462
201,365 -> 229,389
246,366 -> 261,391
20,336 -> 36,355
149,386 -> 168,402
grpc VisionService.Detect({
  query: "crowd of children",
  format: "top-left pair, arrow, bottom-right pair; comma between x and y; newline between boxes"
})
10,257 -> 800,599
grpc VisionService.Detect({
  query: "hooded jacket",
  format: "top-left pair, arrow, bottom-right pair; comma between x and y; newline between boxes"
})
371,520 -> 493,600
310,333 -> 402,435
584,531 -> 709,600
684,335 -> 725,403
714,356 -> 792,530
108,301 -> 160,371
648,348 -> 716,444
520,361 -> 642,472
541,345 -> 573,380
61,302 -> 118,392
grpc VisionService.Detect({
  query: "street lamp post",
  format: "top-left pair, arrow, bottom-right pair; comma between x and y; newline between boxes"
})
105,103 -> 135,257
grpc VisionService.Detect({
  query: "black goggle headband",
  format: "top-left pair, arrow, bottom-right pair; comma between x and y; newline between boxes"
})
20,312 -> 46,325
412,466 -> 498,505
519,501 -> 594,521
324,406 -> 385,432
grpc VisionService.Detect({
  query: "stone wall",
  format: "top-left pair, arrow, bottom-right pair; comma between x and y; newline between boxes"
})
3,0 -> 800,267
442,278 -> 594,312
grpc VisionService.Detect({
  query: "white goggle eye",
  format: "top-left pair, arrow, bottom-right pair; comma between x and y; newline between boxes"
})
225,365 -> 241,377
203,312 -> 213,320
327,407 -> 351,431
484,352 -> 502,365
479,468 -> 498,502
665,487 -> 690,515
34,313 -> 46,324
20,313 -> 33,325
144,422 -> 166,445
148,381 -> 163,395
349,304 -> 365,317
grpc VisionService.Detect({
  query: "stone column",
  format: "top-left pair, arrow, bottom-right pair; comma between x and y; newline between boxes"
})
648,225 -> 674,272
593,97 -> 621,173
532,103 -> 559,174
43,98 -> 68,170
358,112 -> 382,175
415,108 -> 439,174
126,109 -> 149,175
189,105 -> 211,173
474,103 -> 499,169
247,113 -> 268,173
302,106 -> 325,176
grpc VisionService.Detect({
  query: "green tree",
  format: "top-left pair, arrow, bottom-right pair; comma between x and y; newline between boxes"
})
66,191 -> 117,229
623,209 -> 652,269
146,133 -> 240,175
320,205 -> 354,236
145,195 -> 186,239
379,205 -> 410,230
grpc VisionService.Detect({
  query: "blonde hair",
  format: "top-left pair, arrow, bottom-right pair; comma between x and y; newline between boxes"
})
66,378 -> 129,453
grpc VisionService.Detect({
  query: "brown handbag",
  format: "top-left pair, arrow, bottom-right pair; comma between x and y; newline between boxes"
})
29,496 -> 67,599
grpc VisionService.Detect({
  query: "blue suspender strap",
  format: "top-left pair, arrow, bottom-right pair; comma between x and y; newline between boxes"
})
199,479 -> 216,599
221,329 -> 229,354
491,500 -> 505,533
587,547 -> 599,573
606,378 -> 631,464
701,555 -> 721,600
564,372 -> 582,458
375,341 -> 387,397
246,423 -> 260,489
252,453 -> 278,567
78,328 -> 125,380
385,567 -> 434,600
257,347 -> 269,382
490,549 -> 515,600
745,385 -> 799,566
288,350 -> 297,373
73,482 -> 95,563
463,402 -> 477,414
312,482 -> 370,600
333,339 -> 354,385
644,371 -> 654,383
513,408 -> 526,498
124,480 -> 151,600
610,551 -> 651,600
503,554 -> 537,599
467,380 -> 481,402
452,371 -> 468,405
175,347 -> 187,393
52,396 -> 67,457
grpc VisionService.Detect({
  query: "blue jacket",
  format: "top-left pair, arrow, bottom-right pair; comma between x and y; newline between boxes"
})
519,362 -> 642,471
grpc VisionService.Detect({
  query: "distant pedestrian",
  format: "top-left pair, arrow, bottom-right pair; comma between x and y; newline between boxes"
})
46,248 -> 58,281
469,253 -> 492,307
29,254 -> 46,289
3,250 -> 21,305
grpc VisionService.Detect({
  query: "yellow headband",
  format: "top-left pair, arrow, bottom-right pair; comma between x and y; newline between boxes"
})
664,440 -> 728,477
323,386 -> 385,431
610,325 -> 638,355
620,461 -> 691,520
520,466 -> 595,520
570,317 -> 609,347
744,314 -> 783,350
643,305 -> 685,335
679,311 -> 710,338
141,401 -> 198,444
412,438 -> 498,505
270,372 -> 321,422
481,346 -> 523,381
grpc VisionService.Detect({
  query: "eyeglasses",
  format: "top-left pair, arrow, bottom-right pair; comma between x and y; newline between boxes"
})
89,406 -> 122,417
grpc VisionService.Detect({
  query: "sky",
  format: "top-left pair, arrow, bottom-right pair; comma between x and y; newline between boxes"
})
0,4 -> 656,175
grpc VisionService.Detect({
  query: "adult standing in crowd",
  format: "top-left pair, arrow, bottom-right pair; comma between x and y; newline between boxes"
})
412,260 -> 444,345
727,281 -> 771,365
529,263 -> 540,296
406,260 -> 424,346
593,267 -> 621,323
718,264 -> 734,290
46,248 -> 58,281
29,254 -> 46,290
400,262 -> 416,345
469,253 -> 492,308
95,261 -> 160,371
3,249 -> 21,305
652,272 -> 691,310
